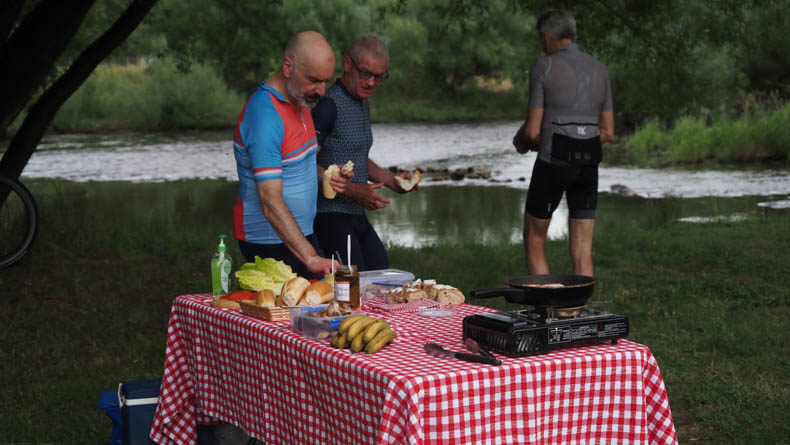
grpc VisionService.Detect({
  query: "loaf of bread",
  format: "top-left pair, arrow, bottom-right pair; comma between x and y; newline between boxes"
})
380,279 -> 466,305
281,276 -> 310,306
405,287 -> 428,302
304,281 -> 334,305
434,285 -> 465,305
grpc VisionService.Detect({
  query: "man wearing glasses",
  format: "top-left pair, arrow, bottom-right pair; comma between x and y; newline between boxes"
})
311,35 -> 415,271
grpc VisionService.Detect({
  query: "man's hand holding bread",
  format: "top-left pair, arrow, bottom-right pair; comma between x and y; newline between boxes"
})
322,160 -> 355,199
393,170 -> 422,193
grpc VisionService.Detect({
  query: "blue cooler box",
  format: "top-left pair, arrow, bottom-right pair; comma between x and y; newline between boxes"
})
118,378 -> 161,445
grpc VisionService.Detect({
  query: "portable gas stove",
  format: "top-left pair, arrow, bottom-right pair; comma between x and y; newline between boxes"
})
462,306 -> 629,357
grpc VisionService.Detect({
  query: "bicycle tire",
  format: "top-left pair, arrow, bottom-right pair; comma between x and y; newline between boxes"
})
0,174 -> 39,269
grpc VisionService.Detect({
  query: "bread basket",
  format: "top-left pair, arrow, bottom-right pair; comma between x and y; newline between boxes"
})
239,300 -> 291,321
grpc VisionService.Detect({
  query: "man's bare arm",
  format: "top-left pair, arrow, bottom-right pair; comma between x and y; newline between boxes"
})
598,111 -> 615,142
256,180 -> 332,273
513,108 -> 543,153
368,159 -> 400,191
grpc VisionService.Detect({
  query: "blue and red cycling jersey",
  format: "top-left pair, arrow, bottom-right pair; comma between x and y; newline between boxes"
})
232,82 -> 318,244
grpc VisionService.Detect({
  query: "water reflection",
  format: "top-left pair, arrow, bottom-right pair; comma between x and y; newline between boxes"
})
25,179 -> 787,249
369,186 -> 786,246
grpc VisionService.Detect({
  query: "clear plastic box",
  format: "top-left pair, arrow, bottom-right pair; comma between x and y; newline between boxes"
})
289,305 -> 356,339
359,268 -> 414,286
359,269 -> 414,301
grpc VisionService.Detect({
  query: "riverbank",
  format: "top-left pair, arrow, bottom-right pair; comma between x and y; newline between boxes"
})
0,180 -> 788,442
4,61 -> 788,167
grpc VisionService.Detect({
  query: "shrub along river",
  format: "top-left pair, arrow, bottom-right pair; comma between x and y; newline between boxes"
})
19,121 -> 790,246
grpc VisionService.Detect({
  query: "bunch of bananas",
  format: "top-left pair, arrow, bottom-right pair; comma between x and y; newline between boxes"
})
330,315 -> 397,354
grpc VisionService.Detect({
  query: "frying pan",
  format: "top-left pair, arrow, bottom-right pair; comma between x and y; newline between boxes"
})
471,274 -> 595,308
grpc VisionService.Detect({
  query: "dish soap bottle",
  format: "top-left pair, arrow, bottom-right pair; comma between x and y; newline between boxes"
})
211,234 -> 232,298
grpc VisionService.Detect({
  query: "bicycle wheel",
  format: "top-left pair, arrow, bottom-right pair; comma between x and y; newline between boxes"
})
0,175 -> 39,269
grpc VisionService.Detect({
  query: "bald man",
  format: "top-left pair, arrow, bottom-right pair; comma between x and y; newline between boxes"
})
232,31 -> 346,278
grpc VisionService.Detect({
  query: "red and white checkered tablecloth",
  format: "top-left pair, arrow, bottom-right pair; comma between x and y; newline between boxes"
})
151,294 -> 677,445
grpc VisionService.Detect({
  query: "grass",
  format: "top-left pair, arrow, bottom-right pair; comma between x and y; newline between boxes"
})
1,182 -> 789,443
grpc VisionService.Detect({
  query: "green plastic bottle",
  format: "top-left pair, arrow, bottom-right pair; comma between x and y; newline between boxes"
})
211,234 -> 232,298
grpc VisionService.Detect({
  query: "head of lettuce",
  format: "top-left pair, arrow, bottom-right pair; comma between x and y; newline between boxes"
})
234,256 -> 296,295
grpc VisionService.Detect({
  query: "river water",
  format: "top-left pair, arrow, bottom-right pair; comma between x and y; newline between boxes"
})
17,121 -> 790,244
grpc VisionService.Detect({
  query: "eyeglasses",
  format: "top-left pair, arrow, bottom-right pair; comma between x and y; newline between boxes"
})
349,57 -> 388,82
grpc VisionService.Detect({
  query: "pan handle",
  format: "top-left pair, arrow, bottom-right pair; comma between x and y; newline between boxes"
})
470,288 -> 526,300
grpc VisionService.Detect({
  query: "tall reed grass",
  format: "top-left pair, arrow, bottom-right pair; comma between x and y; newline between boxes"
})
626,104 -> 790,166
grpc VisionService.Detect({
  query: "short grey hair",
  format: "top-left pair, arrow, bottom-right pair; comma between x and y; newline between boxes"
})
348,35 -> 389,62
536,9 -> 577,42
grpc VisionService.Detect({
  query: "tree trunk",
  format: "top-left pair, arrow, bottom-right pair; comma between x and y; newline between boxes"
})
0,0 -> 26,42
0,0 -> 160,183
0,0 -> 96,134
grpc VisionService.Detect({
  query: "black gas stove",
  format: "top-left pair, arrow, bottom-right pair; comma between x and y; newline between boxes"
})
462,307 -> 629,357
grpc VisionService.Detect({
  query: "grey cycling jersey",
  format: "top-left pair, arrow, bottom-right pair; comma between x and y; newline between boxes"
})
528,43 -> 613,166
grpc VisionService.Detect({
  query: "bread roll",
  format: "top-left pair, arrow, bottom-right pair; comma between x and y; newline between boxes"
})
322,164 -> 340,199
282,276 -> 310,306
341,160 -> 354,176
422,279 -> 437,299
394,170 -> 422,191
385,288 -> 403,304
405,287 -> 428,302
256,289 -> 275,307
304,281 -> 334,305
435,285 -> 465,305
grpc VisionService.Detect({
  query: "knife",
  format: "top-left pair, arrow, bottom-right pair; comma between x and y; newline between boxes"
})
424,343 -> 501,366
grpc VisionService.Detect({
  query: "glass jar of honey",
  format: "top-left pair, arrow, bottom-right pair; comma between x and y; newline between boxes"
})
334,265 -> 360,308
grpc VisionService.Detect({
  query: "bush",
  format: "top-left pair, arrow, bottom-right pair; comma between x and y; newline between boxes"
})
625,104 -> 790,165
52,58 -> 245,131
667,116 -> 709,163
624,121 -> 671,166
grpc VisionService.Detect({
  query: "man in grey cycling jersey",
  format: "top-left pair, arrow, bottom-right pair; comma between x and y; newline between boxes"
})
513,9 -> 615,277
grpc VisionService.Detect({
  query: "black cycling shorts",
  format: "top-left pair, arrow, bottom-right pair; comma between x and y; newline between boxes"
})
526,158 -> 598,220
314,212 -> 389,272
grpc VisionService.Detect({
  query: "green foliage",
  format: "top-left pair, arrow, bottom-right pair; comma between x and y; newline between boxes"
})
622,120 -> 670,166
667,117 -> 709,163
625,105 -> 790,165
27,0 -> 790,135
53,58 -> 245,131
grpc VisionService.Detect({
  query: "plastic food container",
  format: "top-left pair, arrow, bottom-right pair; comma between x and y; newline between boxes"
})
359,268 -> 414,286
289,305 -> 356,339
359,269 -> 415,301
361,282 -> 407,301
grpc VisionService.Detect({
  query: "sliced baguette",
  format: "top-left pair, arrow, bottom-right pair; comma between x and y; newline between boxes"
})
304,281 -> 334,305
322,164 -> 341,199
281,276 -> 310,306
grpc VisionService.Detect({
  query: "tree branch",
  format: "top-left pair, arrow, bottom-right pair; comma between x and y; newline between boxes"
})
0,0 -> 95,133
0,0 -> 160,180
0,0 -> 26,43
